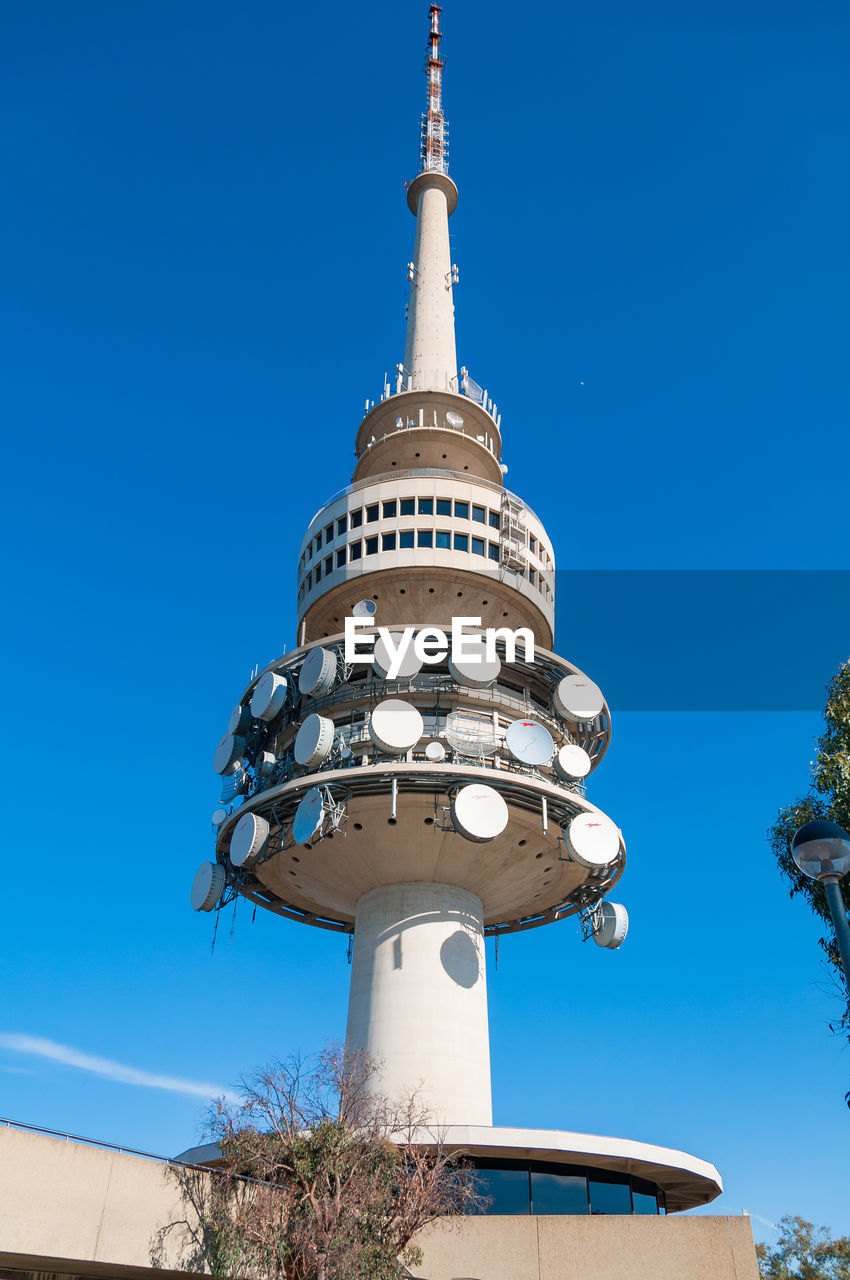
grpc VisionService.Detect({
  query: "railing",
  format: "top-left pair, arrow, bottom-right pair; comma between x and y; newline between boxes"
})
306,472 -> 544,531
362,367 -> 501,426
0,1115 -> 199,1168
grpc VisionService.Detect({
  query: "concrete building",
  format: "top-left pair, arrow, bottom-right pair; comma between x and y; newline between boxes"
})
0,6 -> 760,1279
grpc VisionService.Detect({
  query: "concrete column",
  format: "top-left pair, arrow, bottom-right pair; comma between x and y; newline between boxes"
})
404,177 -> 458,390
345,882 -> 492,1126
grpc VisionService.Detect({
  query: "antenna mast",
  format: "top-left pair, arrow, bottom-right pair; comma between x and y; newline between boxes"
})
421,4 -> 448,175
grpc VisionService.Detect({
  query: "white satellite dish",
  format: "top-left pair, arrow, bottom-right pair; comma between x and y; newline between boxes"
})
227,703 -> 251,735
564,812 -> 621,869
352,599 -> 378,618
293,787 -> 324,844
448,637 -> 501,689
424,741 -> 446,762
553,674 -> 605,722
505,719 -> 555,766
230,812 -> 270,869
592,901 -> 629,949
214,733 -> 245,775
451,783 -> 509,842
299,647 -> 337,697
212,808 -> 228,826
445,709 -> 499,757
446,410 -> 464,428
295,714 -> 335,767
373,632 -> 424,680
369,700 -> 424,754
553,743 -> 592,781
191,862 -> 226,912
251,671 -> 290,722
255,750 -> 276,778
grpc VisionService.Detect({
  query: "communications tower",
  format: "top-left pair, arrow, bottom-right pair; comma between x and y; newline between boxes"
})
191,4 -> 721,1214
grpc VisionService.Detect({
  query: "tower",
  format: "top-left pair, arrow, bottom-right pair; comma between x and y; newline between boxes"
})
193,3 -> 722,1215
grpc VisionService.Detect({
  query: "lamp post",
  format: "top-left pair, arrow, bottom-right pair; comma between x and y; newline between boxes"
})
791,820 -> 850,986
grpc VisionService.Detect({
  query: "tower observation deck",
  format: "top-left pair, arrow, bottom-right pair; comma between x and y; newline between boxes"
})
190,3 -> 723,1215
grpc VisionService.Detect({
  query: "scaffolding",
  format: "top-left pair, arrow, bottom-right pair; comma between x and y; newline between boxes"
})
499,491 -> 527,571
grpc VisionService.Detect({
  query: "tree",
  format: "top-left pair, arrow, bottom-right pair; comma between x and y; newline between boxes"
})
152,1044 -> 484,1280
769,661 -> 850,1005
756,1215 -> 850,1279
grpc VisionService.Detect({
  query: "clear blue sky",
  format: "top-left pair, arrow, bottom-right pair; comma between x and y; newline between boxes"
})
2,0 -> 849,1246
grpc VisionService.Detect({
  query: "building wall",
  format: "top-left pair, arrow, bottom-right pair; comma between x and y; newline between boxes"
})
0,1128 -> 759,1280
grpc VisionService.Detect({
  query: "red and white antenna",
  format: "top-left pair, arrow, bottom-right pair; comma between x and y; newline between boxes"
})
420,3 -> 448,175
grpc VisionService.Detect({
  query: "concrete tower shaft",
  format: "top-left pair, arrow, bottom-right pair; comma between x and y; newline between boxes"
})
403,172 -> 459,392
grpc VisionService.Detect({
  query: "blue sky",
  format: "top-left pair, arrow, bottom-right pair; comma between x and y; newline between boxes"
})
2,0 -> 849,1245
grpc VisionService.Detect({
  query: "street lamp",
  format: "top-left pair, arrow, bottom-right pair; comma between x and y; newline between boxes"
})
791,820 -> 850,985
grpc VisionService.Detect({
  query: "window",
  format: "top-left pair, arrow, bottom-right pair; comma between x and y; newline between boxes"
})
382,500 -> 397,518
315,563 -> 321,581
529,567 -> 536,585
435,531 -> 451,549
472,505 -> 486,523
382,532 -> 396,550
306,571 -> 312,589
400,498 -> 415,515
489,510 -> 500,529
417,530 -> 433,547
529,535 -> 537,554
455,501 -> 469,519
632,1181 -> 659,1216
530,1170 -> 588,1216
366,504 -> 379,523
307,544 -> 313,560
399,531 -> 414,548
472,1163 -> 530,1216
436,499 -> 452,516
351,509 -> 363,528
365,536 -> 378,555
336,548 -> 346,568
418,498 -> 433,515
325,523 -> 334,543
337,516 -> 348,536
488,543 -> 499,561
472,537 -> 485,556
315,532 -> 322,550
454,533 -> 468,551
349,541 -> 362,560
324,556 -> 333,575
588,1176 -> 632,1216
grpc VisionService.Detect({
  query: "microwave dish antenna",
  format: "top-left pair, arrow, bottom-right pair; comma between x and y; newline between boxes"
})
553,675 -> 605,722
299,646 -> 338,697
295,714 -> 335,767
214,733 -> 246,776
293,787 -> 325,845
369,699 -> 424,754
191,862 -> 226,912
373,632 -> 424,680
449,637 -> 501,688
591,901 -> 629,949
564,812 -> 620,869
228,703 -> 252,735
451,783 -> 509,842
353,599 -> 378,618
251,671 -> 291,722
505,719 -> 555,766
230,812 -> 270,869
553,743 -> 592,781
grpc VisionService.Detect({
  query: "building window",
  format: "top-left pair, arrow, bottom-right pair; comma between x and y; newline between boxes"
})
435,530 -> 451,549
488,543 -> 499,561
336,548 -> 346,568
351,509 -> 363,528
530,1170 -> 589,1216
489,510 -> 500,529
315,563 -> 321,581
324,556 -> 333,575
366,504 -> 379,523
315,532 -> 322,550
529,567 -> 536,585
436,498 -> 452,516
337,516 -> 348,536
382,532 -> 396,550
400,498 -> 415,515
454,533 -> 468,551
455,501 -> 469,519
529,534 -> 537,554
472,537 -> 486,556
307,544 -> 313,560
418,498 -> 433,515
417,530 -> 433,547
365,536 -> 378,555
588,1176 -> 632,1216
472,505 -> 486,523
399,531 -> 414,548
306,571 -> 312,589
349,541 -> 362,560
383,500 -> 397,518
325,523 -> 334,543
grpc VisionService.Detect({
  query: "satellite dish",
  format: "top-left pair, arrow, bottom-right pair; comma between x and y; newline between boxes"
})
451,783 -> 509,842
592,901 -> 629,949
191,862 -> 226,912
553,743 -> 592,781
446,410 -> 464,428
553,674 -> 605,722
219,766 -> 247,803
255,750 -> 276,778
564,812 -> 620,869
212,808 -> 228,826
299,647 -> 337,697
425,741 -> 446,762
295,714 -> 335,767
505,719 -> 555,766
251,671 -> 290,722
373,632 -> 424,680
230,812 -> 270,869
227,703 -> 251,735
369,700 -> 424,754
353,599 -> 378,618
214,733 -> 245,775
293,787 -> 324,844
448,636 -> 501,689
445,709 -> 499,757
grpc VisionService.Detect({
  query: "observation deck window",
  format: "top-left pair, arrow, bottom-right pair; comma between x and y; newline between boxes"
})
454,533 -> 468,551
307,544 -> 313,560
365,536 -> 378,555
463,1159 -> 663,1218
435,531 -> 451,549
315,532 -> 322,550
489,510 -> 501,529
530,1170 -> 588,1216
349,541 -> 362,560
588,1175 -> 632,1216
366,504 -> 379,523
488,543 -> 500,561
306,572 -> 312,589
337,516 -> 348,536
529,535 -> 537,554
472,505 -> 486,523
382,533 -> 397,550
324,556 -> 333,575
400,498 -> 415,515
455,501 -> 469,518
399,531 -> 414,548
325,523 -> 334,543
472,537 -> 485,556
315,563 -> 321,581
417,530 -> 433,547
351,509 -> 363,528
383,500 -> 397,518
336,549 -> 346,568
436,498 -> 452,516
418,498 -> 434,515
